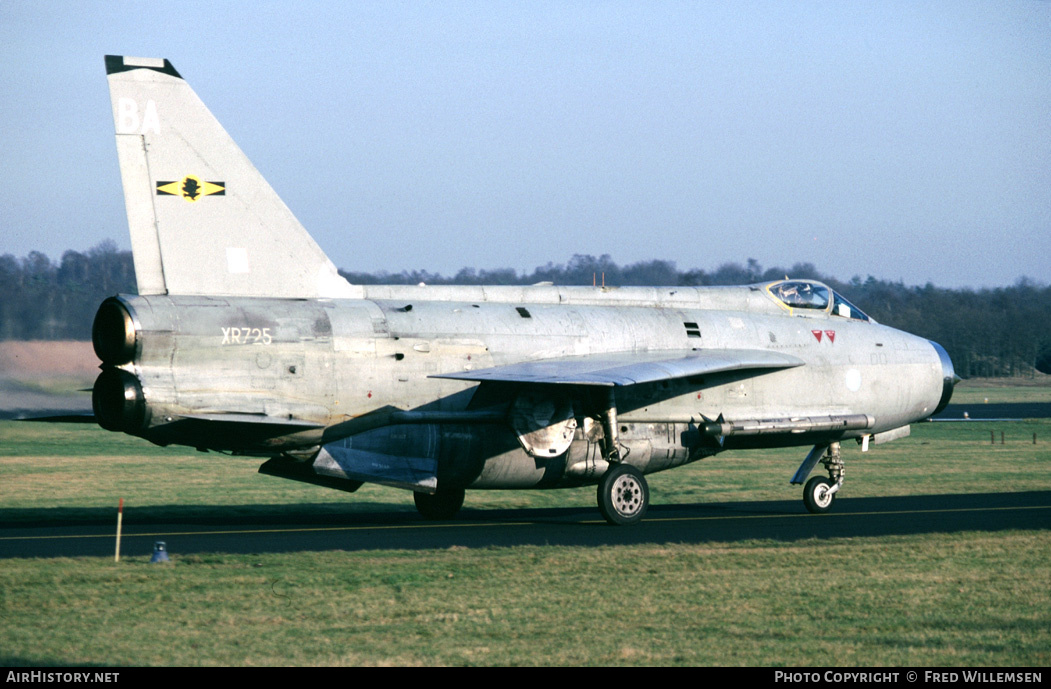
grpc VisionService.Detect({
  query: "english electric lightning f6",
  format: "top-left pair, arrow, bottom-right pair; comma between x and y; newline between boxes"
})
94,56 -> 957,524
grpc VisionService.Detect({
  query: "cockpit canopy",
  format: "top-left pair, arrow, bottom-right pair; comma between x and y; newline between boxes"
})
766,280 -> 872,322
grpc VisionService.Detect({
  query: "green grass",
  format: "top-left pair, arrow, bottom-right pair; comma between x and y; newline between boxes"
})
950,378 -> 1051,405
1,534 -> 1048,666
1,407 -> 1050,666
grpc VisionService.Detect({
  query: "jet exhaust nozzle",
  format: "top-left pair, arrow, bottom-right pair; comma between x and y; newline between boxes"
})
93,298 -> 137,365
93,367 -> 146,433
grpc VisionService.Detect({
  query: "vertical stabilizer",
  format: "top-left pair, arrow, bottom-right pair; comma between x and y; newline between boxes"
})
105,55 -> 356,298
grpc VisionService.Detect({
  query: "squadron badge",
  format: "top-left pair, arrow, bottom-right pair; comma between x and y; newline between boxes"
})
156,176 -> 225,202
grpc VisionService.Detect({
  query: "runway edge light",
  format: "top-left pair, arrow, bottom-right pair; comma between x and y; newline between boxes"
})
151,541 -> 170,564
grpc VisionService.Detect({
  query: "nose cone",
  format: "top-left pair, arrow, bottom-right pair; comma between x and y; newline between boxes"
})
929,340 -> 959,416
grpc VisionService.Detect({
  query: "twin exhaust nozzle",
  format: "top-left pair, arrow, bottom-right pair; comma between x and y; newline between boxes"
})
92,298 -> 146,433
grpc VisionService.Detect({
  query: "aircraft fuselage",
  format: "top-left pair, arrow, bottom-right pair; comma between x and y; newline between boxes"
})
93,282 -> 949,492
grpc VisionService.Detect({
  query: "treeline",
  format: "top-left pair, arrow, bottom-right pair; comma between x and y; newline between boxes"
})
0,242 -> 136,342
3,245 -> 1049,378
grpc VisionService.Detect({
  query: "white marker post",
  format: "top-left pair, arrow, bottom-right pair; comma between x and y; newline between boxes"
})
115,498 -> 124,562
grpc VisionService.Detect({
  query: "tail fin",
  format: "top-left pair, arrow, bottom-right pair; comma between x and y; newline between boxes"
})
105,56 -> 356,298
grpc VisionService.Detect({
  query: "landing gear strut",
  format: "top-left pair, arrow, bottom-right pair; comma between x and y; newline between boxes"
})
794,442 -> 844,514
594,389 -> 649,525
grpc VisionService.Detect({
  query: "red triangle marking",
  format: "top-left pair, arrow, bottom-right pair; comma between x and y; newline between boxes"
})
825,330 -> 836,343
812,330 -> 823,342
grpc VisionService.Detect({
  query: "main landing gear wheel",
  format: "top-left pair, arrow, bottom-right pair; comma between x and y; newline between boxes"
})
597,464 -> 649,526
414,487 -> 466,520
803,476 -> 836,514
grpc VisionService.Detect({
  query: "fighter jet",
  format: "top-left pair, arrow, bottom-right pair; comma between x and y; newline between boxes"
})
93,56 -> 958,525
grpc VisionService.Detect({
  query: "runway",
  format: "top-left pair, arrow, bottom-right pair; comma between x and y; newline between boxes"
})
2,491 -> 1048,559
935,402 -> 1051,420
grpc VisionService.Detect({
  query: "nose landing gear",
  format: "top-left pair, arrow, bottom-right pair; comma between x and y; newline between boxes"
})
793,442 -> 844,514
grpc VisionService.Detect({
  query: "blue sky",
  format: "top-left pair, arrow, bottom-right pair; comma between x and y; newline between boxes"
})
2,1 -> 1049,287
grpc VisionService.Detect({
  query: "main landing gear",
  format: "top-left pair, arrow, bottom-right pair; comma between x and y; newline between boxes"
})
793,442 -> 845,514
594,389 -> 649,525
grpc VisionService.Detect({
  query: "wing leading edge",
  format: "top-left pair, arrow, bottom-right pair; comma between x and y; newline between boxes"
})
432,349 -> 804,387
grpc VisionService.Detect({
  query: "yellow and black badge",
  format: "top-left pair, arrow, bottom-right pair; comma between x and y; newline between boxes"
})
156,176 -> 225,202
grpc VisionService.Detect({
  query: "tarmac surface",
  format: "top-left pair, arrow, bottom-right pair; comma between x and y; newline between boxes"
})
0,380 -> 92,420
935,402 -> 1051,420
3,490 -> 1048,559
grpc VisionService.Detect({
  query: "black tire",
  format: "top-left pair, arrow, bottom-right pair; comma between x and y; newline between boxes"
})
597,464 -> 649,526
414,487 -> 465,520
803,476 -> 836,514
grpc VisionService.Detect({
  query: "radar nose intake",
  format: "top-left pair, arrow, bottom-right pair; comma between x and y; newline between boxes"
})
929,340 -> 959,416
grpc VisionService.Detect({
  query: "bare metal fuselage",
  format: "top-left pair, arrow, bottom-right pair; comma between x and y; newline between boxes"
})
93,282 -> 947,492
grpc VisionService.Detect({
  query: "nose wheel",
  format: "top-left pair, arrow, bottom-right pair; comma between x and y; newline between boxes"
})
597,464 -> 649,525
803,476 -> 836,513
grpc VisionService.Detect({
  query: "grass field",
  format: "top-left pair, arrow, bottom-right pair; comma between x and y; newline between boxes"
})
3,532 -> 1048,666
1,383 -> 1049,666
